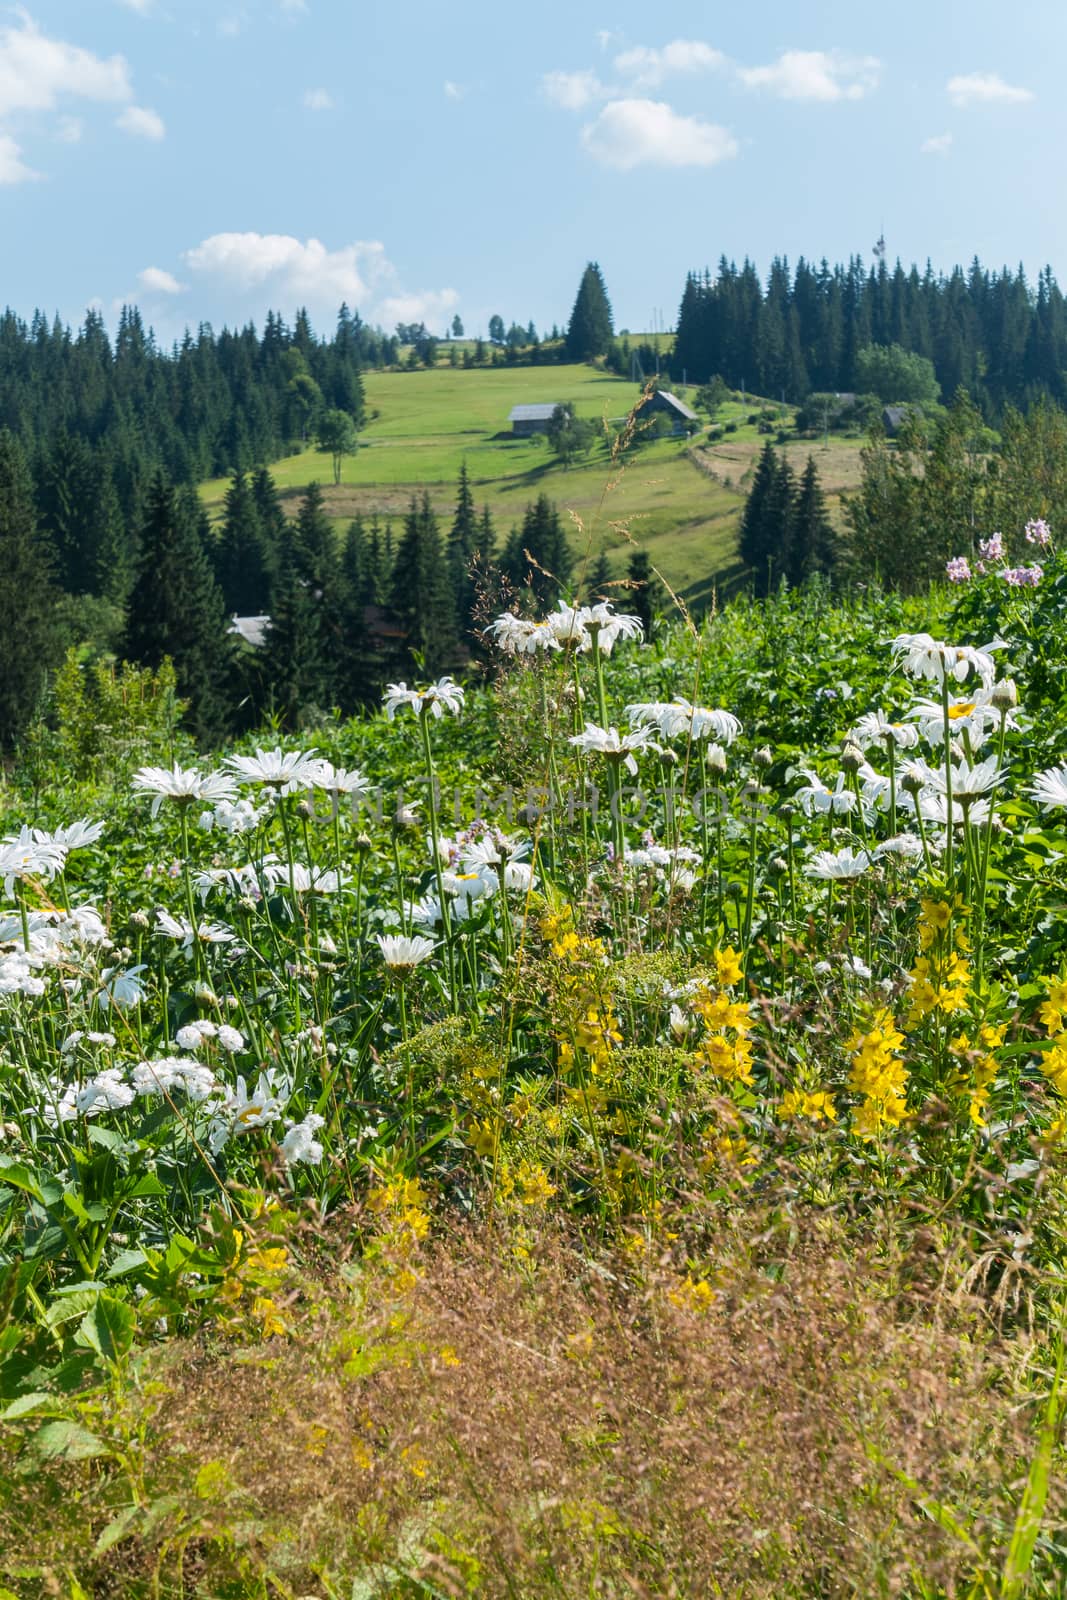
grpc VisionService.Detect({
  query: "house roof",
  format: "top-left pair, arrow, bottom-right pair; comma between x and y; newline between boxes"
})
228,614 -> 271,648
509,403 -> 560,422
653,390 -> 698,421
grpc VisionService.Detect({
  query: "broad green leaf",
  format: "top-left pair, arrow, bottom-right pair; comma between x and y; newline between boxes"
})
76,1294 -> 136,1362
30,1418 -> 108,1461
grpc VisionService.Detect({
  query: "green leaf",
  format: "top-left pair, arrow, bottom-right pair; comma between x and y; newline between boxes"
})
76,1294 -> 136,1362
92,1503 -> 141,1557
30,1418 -> 108,1461
0,1392 -> 54,1421
1001,1344 -> 1067,1598
105,1247 -> 150,1280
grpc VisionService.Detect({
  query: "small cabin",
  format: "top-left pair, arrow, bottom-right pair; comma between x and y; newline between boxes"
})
509,403 -> 560,437
228,614 -> 271,648
635,389 -> 698,434
882,404 -> 920,437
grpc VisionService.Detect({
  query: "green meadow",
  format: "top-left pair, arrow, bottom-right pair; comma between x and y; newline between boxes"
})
201,363 -> 865,603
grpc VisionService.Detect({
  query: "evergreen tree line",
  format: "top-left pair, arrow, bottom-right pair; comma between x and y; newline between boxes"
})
672,255 -> 1067,417
0,302 -> 373,604
0,430 -> 659,746
738,447 -> 836,597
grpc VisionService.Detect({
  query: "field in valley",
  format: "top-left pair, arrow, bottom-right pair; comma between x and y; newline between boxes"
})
201,363 -> 867,604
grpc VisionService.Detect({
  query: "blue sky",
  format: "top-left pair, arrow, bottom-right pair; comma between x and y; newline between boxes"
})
0,0 -> 1060,343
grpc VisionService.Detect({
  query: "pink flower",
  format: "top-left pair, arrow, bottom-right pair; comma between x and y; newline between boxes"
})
1025,518 -> 1052,548
945,556 -> 972,583
978,533 -> 1004,563
1002,564 -> 1043,588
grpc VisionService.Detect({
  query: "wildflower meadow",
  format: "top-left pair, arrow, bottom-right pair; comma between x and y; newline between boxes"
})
2,545 -> 1067,1595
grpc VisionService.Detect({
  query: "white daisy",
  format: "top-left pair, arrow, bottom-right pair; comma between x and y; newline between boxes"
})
626,700 -> 741,745
807,847 -> 873,881
486,613 -> 562,655
132,764 -> 237,816
97,964 -> 147,1010
1030,763 -> 1067,810
579,602 -> 645,654
794,771 -> 856,817
569,721 -> 651,777
891,633 -> 1000,689
280,1113 -> 325,1167
849,711 -> 920,751
383,678 -> 465,720
306,761 -> 371,799
33,819 -> 106,852
377,933 -> 436,970
0,827 -> 67,894
227,747 -> 321,793
132,1057 -> 220,1102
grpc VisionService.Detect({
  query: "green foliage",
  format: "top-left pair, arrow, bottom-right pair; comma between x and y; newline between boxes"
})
314,407 -> 359,486
123,477 -> 233,738
546,402 -> 597,467
0,430 -> 62,746
42,649 -> 186,780
855,341 -> 941,404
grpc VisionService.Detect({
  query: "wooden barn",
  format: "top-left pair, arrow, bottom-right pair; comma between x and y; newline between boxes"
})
509,402 -> 560,437
635,390 -> 698,434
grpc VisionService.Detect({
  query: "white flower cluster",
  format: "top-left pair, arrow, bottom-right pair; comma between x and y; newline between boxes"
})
488,602 -> 644,657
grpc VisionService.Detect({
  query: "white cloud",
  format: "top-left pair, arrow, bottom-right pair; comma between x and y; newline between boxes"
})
542,69 -> 607,111
303,87 -> 333,110
139,266 -> 184,294
581,98 -> 738,170
443,80 -> 464,101
117,0 -> 154,12
921,131 -> 953,155
0,15 -> 132,118
0,131 -> 37,183
947,72 -> 1033,107
57,116 -> 83,143
614,40 -> 726,89
180,231 -> 456,328
738,49 -> 880,102
378,288 -> 460,328
117,104 -> 165,140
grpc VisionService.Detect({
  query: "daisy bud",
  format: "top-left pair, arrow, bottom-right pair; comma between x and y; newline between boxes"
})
991,678 -> 1018,712
706,746 -> 728,778
901,771 -> 924,796
754,746 -> 773,769
840,742 -> 864,774
355,831 -> 374,855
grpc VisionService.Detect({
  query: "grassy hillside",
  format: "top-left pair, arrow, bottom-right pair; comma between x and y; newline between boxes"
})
202,363 -> 865,603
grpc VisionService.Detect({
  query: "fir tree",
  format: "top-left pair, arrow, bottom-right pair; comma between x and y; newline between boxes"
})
273,481 -> 345,711
739,444 -> 795,596
447,462 -> 480,642
626,550 -> 660,632
565,262 -> 615,361
216,469 -> 275,615
337,515 -> 379,709
262,544 -> 327,726
0,430 -> 61,745
389,493 -> 457,676
502,495 -> 573,607
589,550 -> 612,602
788,457 -> 836,586
738,443 -> 780,585
124,476 -> 232,737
